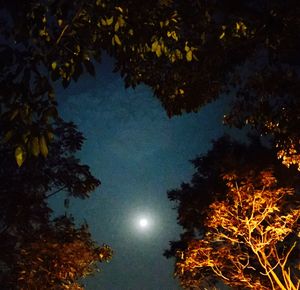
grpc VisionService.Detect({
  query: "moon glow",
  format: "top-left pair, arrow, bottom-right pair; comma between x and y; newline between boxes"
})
130,210 -> 157,234
139,218 -> 148,228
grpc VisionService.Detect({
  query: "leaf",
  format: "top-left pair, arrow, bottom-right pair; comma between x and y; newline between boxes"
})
186,50 -> 192,61
155,45 -> 162,57
219,32 -> 225,39
39,135 -> 48,158
106,16 -> 113,26
175,49 -> 182,59
114,21 -> 119,32
118,16 -> 125,27
15,146 -> 25,167
100,18 -> 106,26
31,137 -> 40,157
51,61 -> 57,70
114,34 -> 121,46
171,31 -> 178,41
151,40 -> 159,52
115,6 -> 123,13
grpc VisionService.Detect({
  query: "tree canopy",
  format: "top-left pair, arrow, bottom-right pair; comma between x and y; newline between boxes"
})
176,170 -> 299,289
1,0 -> 299,168
0,117 -> 111,288
166,136 -> 300,289
13,216 -> 112,290
166,125 -> 300,287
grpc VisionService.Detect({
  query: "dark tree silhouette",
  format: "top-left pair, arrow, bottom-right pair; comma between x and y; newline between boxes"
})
6,215 -> 112,290
0,118 -> 108,288
1,0 -> 299,166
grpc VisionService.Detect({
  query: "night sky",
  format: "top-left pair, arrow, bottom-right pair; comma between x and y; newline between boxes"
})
50,56 -> 237,289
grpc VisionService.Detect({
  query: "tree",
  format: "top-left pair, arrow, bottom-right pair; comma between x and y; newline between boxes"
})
2,0 -> 298,167
9,215 -> 112,290
165,135 -> 300,288
165,135 -> 299,257
0,118 -> 99,237
175,170 -> 300,290
0,0 -> 195,165
0,117 -> 108,288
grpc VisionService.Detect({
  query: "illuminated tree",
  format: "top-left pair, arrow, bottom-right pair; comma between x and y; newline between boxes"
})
165,135 -> 299,260
175,170 -> 300,290
15,216 -> 112,290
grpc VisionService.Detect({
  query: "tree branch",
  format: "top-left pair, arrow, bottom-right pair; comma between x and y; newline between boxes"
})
46,186 -> 67,199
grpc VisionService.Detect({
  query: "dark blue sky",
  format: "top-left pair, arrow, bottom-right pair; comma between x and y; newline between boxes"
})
50,56 -> 237,289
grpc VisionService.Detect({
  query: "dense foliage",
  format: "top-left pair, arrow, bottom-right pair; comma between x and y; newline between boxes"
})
2,0 -> 299,168
175,169 -> 299,289
0,117 -> 111,288
15,216 -> 112,290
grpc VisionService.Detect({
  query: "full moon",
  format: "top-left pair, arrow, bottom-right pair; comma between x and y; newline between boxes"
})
139,218 -> 148,228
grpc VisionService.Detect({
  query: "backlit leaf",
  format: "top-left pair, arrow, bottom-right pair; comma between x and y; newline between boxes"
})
106,16 -> 113,26
114,21 -> 119,32
51,62 -> 57,70
151,40 -> 159,52
186,50 -> 192,61
15,146 -> 25,167
155,45 -> 162,57
100,18 -> 106,26
115,6 -> 123,13
114,34 -> 121,46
